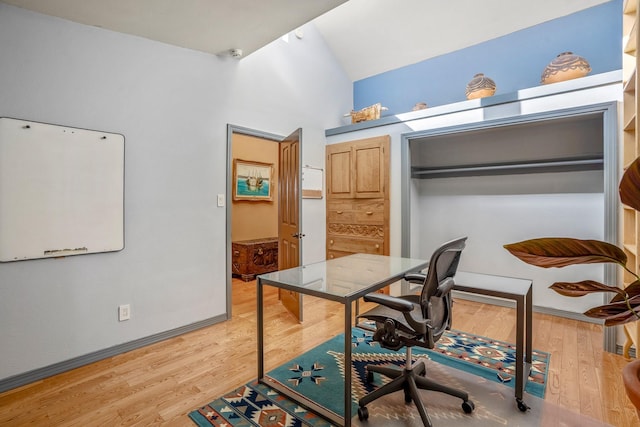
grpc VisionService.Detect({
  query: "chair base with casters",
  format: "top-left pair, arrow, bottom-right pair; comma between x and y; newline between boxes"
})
356,237 -> 474,426
357,338 -> 474,426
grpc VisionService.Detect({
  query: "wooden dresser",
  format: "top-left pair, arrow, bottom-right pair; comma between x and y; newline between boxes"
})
232,237 -> 278,281
326,135 -> 390,291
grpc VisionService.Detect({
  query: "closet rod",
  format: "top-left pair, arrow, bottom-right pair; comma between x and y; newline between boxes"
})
411,157 -> 603,179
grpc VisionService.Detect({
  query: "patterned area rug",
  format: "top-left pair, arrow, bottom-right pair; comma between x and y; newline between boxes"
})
424,328 -> 548,398
263,327 -> 548,419
188,367 -> 613,427
189,328 -> 555,427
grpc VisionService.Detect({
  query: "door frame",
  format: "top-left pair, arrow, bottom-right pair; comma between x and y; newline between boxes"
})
225,124 -> 303,317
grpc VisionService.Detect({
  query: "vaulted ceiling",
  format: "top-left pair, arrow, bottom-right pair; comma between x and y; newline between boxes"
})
1,0 -> 611,81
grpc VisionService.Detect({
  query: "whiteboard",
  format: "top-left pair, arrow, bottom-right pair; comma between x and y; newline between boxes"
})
302,165 -> 323,199
0,117 -> 124,262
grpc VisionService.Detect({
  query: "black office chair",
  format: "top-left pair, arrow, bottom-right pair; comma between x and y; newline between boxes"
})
356,237 -> 474,426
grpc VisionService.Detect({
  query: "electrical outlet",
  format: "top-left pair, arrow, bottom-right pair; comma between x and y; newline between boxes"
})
118,304 -> 131,321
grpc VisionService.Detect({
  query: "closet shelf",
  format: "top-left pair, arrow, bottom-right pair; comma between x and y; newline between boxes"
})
411,156 -> 603,179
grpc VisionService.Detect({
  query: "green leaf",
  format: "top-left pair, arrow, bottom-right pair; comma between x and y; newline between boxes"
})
549,280 -> 625,298
503,238 -> 627,268
620,157 -> 640,212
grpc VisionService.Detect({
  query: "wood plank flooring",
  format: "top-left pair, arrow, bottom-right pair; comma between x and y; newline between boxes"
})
0,278 -> 637,426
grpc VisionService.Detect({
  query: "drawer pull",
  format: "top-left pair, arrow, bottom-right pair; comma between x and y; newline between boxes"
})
233,250 -> 240,256
336,210 -> 343,214
329,254 -> 334,259
366,211 -> 373,215
257,248 -> 264,255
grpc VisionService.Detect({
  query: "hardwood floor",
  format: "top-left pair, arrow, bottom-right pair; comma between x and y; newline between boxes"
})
0,278 -> 637,426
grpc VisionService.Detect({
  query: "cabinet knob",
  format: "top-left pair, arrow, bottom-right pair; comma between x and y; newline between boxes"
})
330,240 -> 334,245
366,211 -> 373,215
375,244 -> 380,249
329,254 -> 334,259
233,251 -> 240,256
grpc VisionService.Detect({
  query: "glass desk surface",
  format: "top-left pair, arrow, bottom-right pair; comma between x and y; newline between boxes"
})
257,253 -> 428,299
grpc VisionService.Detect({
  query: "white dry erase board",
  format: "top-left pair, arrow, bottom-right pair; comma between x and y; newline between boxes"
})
0,117 -> 124,262
302,165 -> 323,199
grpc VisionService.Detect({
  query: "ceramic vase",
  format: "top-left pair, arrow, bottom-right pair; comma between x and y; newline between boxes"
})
541,52 -> 591,85
465,73 -> 496,100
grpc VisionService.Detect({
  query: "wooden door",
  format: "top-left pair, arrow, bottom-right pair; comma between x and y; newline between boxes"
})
278,129 -> 303,322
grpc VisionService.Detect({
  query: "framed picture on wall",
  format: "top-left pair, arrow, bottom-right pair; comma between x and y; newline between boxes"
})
233,159 -> 274,201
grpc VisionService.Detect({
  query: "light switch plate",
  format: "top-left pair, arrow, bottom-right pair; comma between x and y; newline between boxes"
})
217,194 -> 225,207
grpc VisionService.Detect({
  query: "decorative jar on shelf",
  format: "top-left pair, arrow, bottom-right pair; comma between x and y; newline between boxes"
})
540,52 -> 591,85
465,73 -> 496,100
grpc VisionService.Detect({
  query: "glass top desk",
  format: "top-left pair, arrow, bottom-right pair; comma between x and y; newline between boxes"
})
256,253 -> 429,426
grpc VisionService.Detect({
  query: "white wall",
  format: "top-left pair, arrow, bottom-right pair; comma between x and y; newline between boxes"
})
0,4 -> 351,381
413,184 -> 605,312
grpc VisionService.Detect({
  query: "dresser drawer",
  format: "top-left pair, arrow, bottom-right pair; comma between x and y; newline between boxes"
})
327,223 -> 384,239
328,210 -> 384,224
327,236 -> 384,254
327,249 -> 353,260
328,200 -> 385,224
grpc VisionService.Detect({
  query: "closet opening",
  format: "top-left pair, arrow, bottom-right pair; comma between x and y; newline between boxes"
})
400,102 -> 619,352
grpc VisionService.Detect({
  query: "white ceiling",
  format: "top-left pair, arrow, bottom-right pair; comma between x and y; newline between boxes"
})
2,0 -> 611,81
314,0 -> 611,81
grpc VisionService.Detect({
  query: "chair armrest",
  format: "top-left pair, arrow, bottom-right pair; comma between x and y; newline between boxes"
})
404,272 -> 426,284
435,277 -> 455,297
363,293 -> 414,313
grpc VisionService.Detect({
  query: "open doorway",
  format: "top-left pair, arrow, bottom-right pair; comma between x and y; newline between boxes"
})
226,125 -> 303,321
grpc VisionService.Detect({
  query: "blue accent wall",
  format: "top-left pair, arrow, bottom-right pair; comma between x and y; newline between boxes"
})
354,0 -> 622,115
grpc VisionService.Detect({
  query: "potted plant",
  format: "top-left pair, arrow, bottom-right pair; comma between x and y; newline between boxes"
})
503,157 -> 640,418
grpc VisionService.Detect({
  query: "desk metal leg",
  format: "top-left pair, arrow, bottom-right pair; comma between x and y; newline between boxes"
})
526,286 -> 533,364
257,278 -> 264,380
344,302 -> 352,426
515,295 -> 524,403
515,292 -> 531,412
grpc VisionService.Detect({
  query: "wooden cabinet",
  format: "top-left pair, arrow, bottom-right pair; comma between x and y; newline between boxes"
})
326,136 -> 389,199
622,0 -> 640,358
232,237 -> 278,281
326,136 -> 390,293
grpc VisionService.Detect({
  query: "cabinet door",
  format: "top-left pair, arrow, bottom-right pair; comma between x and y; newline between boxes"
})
353,138 -> 388,199
326,143 -> 353,199
326,135 -> 389,199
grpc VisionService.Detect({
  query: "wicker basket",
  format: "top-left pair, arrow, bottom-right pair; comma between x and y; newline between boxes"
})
350,103 -> 382,123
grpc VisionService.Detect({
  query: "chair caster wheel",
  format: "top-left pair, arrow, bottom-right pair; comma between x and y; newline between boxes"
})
462,400 -> 475,414
516,398 -> 530,412
366,371 -> 374,383
358,406 -> 369,420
